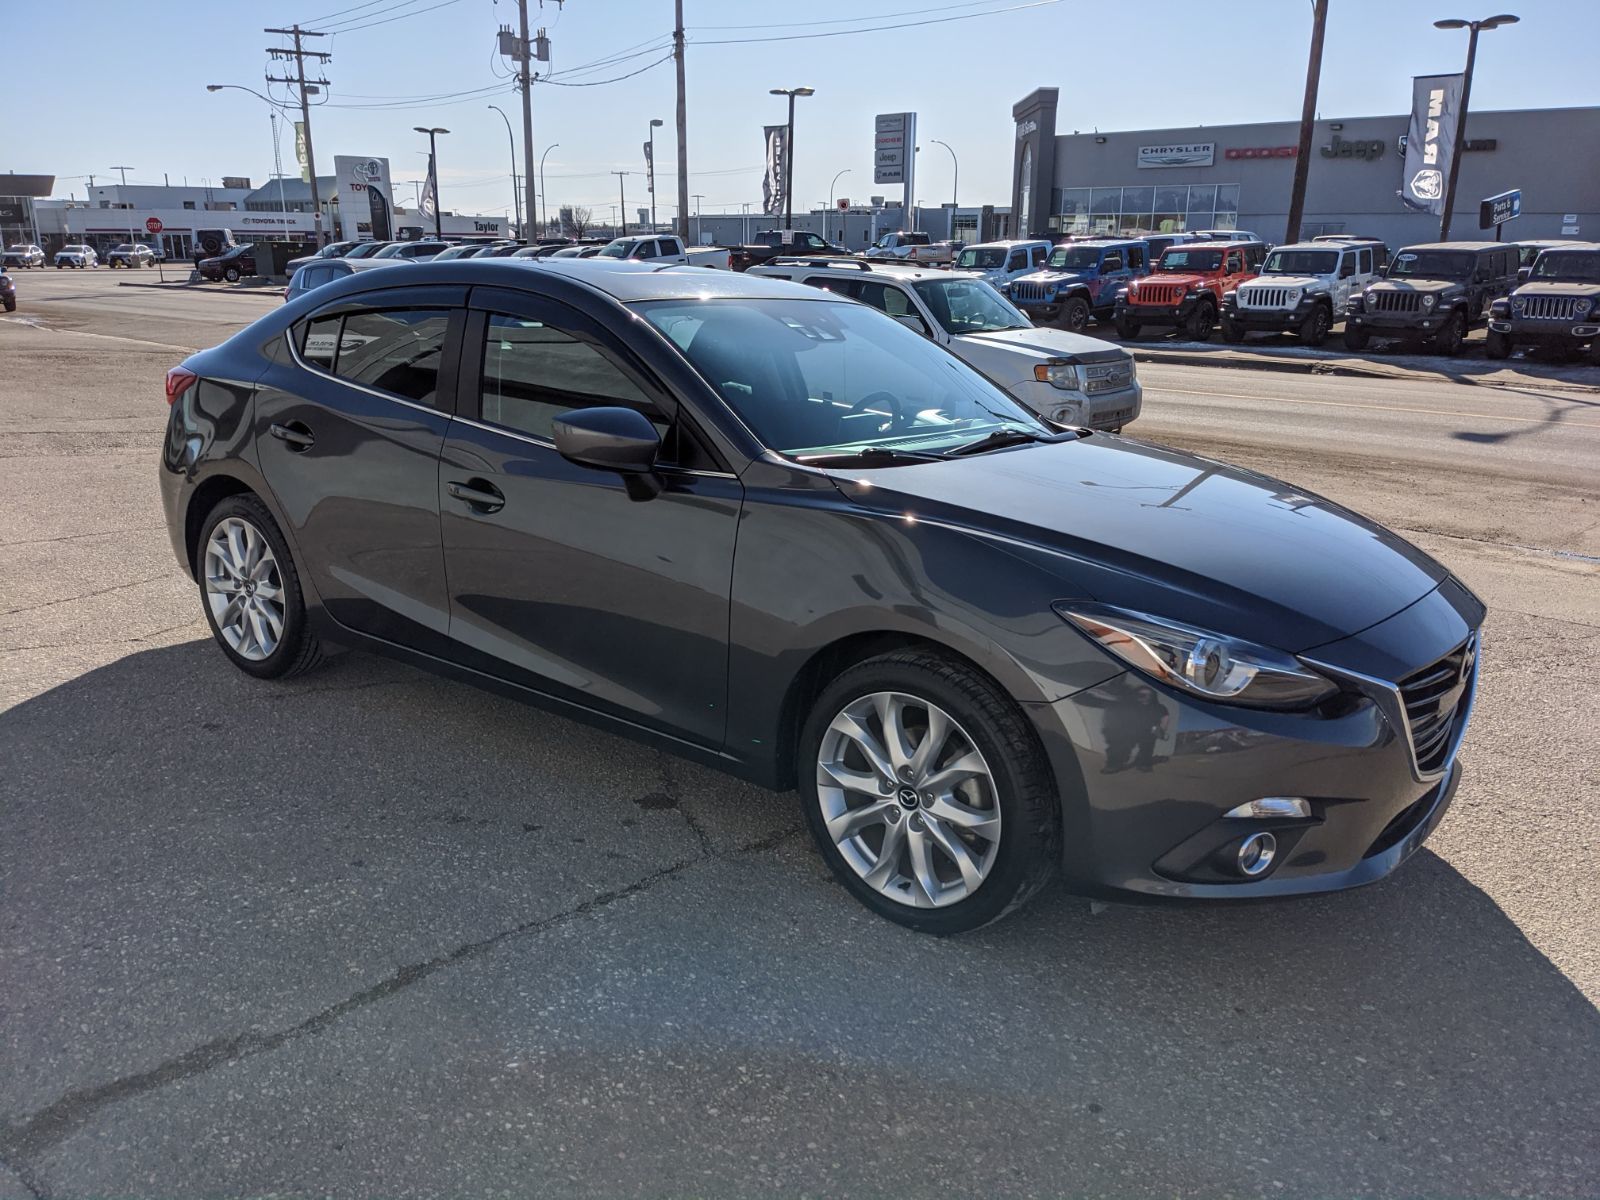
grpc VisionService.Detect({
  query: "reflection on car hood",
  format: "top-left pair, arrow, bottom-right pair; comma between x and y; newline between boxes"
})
961,327 -> 1125,360
1018,269 -> 1090,286
1136,273 -> 1204,289
1243,274 -> 1322,290
1370,279 -> 1457,293
1514,280 -> 1600,296
831,436 -> 1446,651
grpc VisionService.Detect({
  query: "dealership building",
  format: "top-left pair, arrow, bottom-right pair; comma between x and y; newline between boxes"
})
1011,88 -> 1598,247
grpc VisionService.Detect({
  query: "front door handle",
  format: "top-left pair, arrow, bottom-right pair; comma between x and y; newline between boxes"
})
269,421 -> 315,451
447,479 -> 506,514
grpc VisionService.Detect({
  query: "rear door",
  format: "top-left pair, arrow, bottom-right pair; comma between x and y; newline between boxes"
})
256,285 -> 465,653
437,286 -> 742,747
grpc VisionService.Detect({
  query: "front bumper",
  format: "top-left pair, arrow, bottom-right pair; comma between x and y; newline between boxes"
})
1346,310 -> 1453,337
1119,295 -> 1200,326
1009,378 -> 1142,431
1026,578 -> 1482,902
1225,303 -> 1324,331
1488,317 -> 1599,342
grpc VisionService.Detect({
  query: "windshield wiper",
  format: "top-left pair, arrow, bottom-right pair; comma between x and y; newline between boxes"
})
795,446 -> 948,467
945,428 -> 1065,457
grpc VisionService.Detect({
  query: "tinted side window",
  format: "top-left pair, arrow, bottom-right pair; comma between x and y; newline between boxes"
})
334,309 -> 451,405
1339,253 -> 1357,278
480,313 -> 663,443
853,281 -> 916,319
1031,246 -> 1048,266
659,238 -> 682,256
1008,251 -> 1026,271
1358,247 -> 1373,273
300,313 -> 342,370
1101,252 -> 1123,273
1226,251 -> 1243,273
1126,245 -> 1144,271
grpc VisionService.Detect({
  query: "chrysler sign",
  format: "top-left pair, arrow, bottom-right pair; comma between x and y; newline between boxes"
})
1137,143 -> 1215,169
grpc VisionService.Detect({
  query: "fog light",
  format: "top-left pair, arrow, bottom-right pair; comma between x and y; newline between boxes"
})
1236,831 -> 1277,877
1224,797 -> 1310,820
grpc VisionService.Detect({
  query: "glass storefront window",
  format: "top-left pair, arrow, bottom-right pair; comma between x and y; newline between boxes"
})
1121,186 -> 1154,213
1215,184 -> 1240,214
1054,184 -> 1240,237
1090,187 -> 1121,216
1185,184 -> 1217,212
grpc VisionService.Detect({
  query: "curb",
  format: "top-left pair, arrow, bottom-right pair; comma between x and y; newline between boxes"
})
1130,346 -> 1600,394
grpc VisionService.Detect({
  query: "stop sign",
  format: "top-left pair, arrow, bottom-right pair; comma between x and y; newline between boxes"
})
146,217 -> 163,234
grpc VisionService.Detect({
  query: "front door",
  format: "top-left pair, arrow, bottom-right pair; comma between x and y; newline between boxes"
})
438,287 -> 742,748
255,284 -> 465,653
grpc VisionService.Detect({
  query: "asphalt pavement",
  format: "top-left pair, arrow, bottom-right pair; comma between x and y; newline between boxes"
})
2,269 -> 1597,1199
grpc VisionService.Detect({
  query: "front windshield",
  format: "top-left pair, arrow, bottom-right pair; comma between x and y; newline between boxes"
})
1389,250 -> 1472,278
1532,251 -> 1600,283
346,242 -> 385,258
1158,249 -> 1222,273
114,244 -> 135,253
912,278 -> 1029,335
598,241 -> 631,258
1047,246 -> 1102,270
1263,250 -> 1338,275
955,247 -> 1006,269
639,297 -> 1047,458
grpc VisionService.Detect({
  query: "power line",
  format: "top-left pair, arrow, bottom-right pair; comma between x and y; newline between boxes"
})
297,0 -> 388,26
692,0 -> 1063,44
693,0 -> 1008,30
541,54 -> 672,87
325,0 -> 465,34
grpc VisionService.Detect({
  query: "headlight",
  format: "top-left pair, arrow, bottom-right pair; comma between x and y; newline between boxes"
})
1511,295 -> 1525,313
1055,604 -> 1338,708
1421,294 -> 1437,311
1575,297 -> 1594,317
1034,360 -> 1080,390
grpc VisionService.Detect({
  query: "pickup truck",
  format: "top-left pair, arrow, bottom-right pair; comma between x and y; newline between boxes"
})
865,230 -> 961,264
597,234 -> 731,270
728,229 -> 850,272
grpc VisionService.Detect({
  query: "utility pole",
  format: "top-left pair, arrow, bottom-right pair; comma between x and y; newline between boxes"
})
673,0 -> 690,241
612,171 -> 629,236
1283,0 -> 1328,245
512,2 -> 540,244
265,24 -> 331,245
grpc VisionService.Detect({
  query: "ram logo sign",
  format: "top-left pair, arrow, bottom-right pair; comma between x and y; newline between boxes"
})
1399,74 -> 1463,215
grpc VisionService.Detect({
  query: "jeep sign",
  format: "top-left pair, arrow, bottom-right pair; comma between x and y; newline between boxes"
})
1399,73 -> 1464,216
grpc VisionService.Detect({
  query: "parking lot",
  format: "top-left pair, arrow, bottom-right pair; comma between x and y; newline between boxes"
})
2,268 -> 1598,1198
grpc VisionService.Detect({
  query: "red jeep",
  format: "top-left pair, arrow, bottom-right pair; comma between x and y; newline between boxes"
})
1113,240 -> 1266,341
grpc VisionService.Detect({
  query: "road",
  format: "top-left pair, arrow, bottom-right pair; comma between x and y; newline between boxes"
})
2,270 -> 1597,1199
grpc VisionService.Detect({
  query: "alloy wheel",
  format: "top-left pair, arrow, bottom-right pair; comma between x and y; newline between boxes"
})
815,691 -> 1002,909
203,517 -> 286,661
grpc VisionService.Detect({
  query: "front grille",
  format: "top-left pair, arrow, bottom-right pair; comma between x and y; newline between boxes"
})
1518,295 -> 1584,320
1239,286 -> 1296,310
1398,636 -> 1478,775
1011,281 -> 1052,305
1135,283 -> 1185,306
1083,360 -> 1134,394
1370,291 -> 1423,313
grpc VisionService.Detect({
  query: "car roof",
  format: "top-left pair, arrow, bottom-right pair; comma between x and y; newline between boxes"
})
1396,241 -> 1506,252
1169,240 -> 1260,250
1532,240 -> 1600,251
757,259 -> 946,283
1269,241 -> 1360,252
381,256 -> 821,303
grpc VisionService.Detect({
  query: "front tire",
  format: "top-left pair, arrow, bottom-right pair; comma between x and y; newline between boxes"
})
1343,326 -> 1370,351
1485,328 -> 1512,359
1432,310 -> 1465,356
1185,300 -> 1215,342
1298,304 -> 1332,347
1114,315 -> 1140,341
799,650 -> 1060,934
1057,295 -> 1091,333
197,495 -> 324,680
1220,316 -> 1245,343
223,266 -> 241,283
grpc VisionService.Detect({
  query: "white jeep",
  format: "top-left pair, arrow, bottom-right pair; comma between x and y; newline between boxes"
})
1221,238 -> 1386,345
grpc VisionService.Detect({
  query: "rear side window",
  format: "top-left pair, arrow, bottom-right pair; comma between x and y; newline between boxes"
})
297,308 -> 451,405
1226,251 -> 1244,273
1126,245 -> 1144,271
1358,247 -> 1373,273
300,313 -> 341,369
1031,246 -> 1048,267
1101,252 -> 1123,273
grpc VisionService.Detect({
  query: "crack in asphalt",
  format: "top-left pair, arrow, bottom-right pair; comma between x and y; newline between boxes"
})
0,576 -> 174,618
0,1153 -> 45,1200
0,525 -> 167,549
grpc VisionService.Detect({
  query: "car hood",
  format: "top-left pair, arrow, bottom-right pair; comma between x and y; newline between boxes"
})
1018,269 -> 1090,286
1370,278 -> 1457,294
1515,280 -> 1600,297
961,327 -> 1127,362
827,436 -> 1446,651
1135,272 -> 1204,290
1242,274 -> 1322,290
950,267 -> 1004,280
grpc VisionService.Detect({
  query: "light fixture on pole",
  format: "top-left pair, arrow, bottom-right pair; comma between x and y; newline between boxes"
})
828,168 -> 851,244
930,140 -> 958,239
539,143 -> 559,236
647,118 -> 664,231
413,126 -> 449,240
488,105 -> 522,238
1431,13 -> 1518,241
769,86 -> 814,230
207,84 -> 294,247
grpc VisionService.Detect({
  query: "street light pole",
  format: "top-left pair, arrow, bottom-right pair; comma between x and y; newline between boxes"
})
769,86 -> 814,230
1433,12 -> 1518,241
539,143 -> 559,236
647,118 -> 664,231
931,140 -> 958,238
488,105 -> 522,238
612,171 -> 629,236
828,168 -> 850,243
691,193 -> 705,244
413,126 -> 449,240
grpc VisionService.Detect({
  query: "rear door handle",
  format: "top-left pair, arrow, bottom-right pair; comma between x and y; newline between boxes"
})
269,421 -> 315,451
447,479 -> 506,514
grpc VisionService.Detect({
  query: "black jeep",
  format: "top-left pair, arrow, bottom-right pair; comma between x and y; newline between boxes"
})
1487,243 -> 1600,363
1343,241 -> 1518,356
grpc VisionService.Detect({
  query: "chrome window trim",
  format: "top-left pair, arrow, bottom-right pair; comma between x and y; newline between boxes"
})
1303,631 -> 1480,785
284,324 -> 449,419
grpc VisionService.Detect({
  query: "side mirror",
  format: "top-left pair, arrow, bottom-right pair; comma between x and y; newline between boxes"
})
893,313 -> 931,337
1375,264 -> 1388,277
1516,266 -> 1531,285
552,406 -> 660,475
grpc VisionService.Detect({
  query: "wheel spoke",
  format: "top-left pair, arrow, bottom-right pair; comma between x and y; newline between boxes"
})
921,815 -> 986,894
824,799 -> 897,842
832,711 -> 895,784
905,823 -> 941,906
252,580 -> 282,603
257,601 -> 284,640
922,750 -> 988,794
908,705 -> 950,781
224,522 -> 249,575
862,816 -> 908,889
241,523 -> 263,573
873,692 -> 915,774
246,604 -> 272,653
819,759 -> 886,797
924,793 -> 1000,841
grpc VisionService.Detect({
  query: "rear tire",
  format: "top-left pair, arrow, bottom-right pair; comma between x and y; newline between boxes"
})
223,266 -> 241,283
799,650 -> 1061,934
1343,326 -> 1370,351
1298,304 -> 1332,347
1485,328 -> 1512,360
196,494 -> 324,681
1058,295 -> 1091,333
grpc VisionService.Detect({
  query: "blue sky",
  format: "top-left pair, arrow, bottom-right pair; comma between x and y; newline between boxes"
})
8,0 -> 1597,221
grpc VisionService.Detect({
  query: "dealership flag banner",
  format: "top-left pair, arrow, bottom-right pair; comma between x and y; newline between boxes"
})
294,122 -> 310,184
419,155 -> 438,221
1399,73 -> 1465,215
762,125 -> 787,217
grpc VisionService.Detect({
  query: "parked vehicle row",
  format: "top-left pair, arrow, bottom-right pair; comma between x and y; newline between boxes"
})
1487,242 -> 1600,362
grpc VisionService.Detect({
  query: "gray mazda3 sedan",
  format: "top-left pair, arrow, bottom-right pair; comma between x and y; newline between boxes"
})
159,258 -> 1483,933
